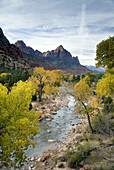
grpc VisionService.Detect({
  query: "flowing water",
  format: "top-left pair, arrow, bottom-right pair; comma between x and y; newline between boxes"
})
25,95 -> 81,158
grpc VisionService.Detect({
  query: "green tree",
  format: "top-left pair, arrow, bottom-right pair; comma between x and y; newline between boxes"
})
74,78 -> 93,133
95,36 -> 114,69
0,81 -> 40,168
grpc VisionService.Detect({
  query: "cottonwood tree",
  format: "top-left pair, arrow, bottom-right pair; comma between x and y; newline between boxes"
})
29,67 -> 59,101
0,81 -> 40,168
95,36 -> 114,69
74,78 -> 93,133
96,73 -> 114,97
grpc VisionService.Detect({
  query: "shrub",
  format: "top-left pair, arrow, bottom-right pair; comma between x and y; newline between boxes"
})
65,152 -> 82,168
104,96 -> 114,113
92,113 -> 113,136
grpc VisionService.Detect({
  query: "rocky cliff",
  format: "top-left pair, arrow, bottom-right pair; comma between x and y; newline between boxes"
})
0,28 -> 30,71
15,40 -> 57,70
43,45 -> 80,68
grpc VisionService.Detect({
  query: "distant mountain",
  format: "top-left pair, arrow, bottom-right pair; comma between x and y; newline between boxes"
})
15,40 -> 57,70
0,27 -> 91,74
15,40 -> 90,74
86,65 -> 105,73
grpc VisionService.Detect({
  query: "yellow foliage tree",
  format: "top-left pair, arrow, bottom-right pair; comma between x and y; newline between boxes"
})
96,73 -> 114,96
30,67 -> 59,101
74,78 -> 93,133
0,81 -> 40,168
89,96 -> 103,110
84,75 -> 90,86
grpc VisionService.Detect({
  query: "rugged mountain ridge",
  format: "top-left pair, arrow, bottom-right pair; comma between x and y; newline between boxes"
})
43,45 -> 80,67
15,40 -> 57,70
0,27 -> 90,74
15,40 -> 90,74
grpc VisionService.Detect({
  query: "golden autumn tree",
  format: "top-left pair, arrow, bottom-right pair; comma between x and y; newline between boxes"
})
74,78 -> 93,133
0,81 -> 40,168
30,67 -> 59,101
96,73 -> 114,97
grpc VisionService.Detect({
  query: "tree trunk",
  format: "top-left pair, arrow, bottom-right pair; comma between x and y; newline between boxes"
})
87,113 -> 93,133
81,101 -> 93,133
39,85 -> 43,102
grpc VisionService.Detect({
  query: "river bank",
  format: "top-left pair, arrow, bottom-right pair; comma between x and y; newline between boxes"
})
26,92 -> 114,170
25,92 -> 86,170
26,118 -> 87,170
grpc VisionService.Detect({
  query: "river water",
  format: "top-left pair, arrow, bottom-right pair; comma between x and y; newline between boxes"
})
25,95 -> 81,158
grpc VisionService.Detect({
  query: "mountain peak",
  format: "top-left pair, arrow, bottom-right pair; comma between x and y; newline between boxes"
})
55,45 -> 65,52
15,40 -> 26,47
0,27 -> 4,36
0,27 -> 10,44
58,45 -> 64,48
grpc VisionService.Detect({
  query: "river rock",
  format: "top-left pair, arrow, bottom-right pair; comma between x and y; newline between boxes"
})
36,157 -> 41,162
47,129 -> 51,133
46,118 -> 51,121
79,160 -> 84,166
72,127 -> 75,133
30,164 -> 34,168
49,161 -> 56,169
58,156 -> 66,162
48,139 -> 56,143
41,106 -> 46,109
30,156 -> 35,161
58,162 -> 65,168
52,112 -> 57,115
70,123 -> 75,126
83,164 -> 91,169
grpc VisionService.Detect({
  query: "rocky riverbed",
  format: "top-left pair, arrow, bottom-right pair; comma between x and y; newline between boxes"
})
24,93 -> 86,170
26,119 -> 88,170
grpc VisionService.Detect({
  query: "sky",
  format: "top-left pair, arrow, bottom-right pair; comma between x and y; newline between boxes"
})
0,0 -> 114,65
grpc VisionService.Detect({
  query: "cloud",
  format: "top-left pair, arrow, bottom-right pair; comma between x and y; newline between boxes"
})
0,0 -> 114,65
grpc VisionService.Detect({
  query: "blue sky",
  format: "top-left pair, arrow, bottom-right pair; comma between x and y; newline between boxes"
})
0,0 -> 114,65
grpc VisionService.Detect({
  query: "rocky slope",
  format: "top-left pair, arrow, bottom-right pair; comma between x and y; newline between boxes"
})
0,28 -> 30,71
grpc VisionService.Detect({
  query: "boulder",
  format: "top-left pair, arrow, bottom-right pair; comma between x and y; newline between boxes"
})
58,156 -> 66,162
52,112 -> 57,115
47,129 -> 51,133
58,162 -> 65,168
83,164 -> 91,170
70,123 -> 75,126
48,139 -> 56,143
49,161 -> 56,169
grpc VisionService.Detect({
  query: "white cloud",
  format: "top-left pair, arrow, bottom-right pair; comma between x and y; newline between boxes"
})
0,0 -> 114,65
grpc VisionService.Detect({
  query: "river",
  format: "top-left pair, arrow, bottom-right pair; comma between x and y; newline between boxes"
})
25,95 -> 81,158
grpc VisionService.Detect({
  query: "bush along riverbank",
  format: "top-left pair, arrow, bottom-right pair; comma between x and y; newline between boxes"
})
27,109 -> 114,170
